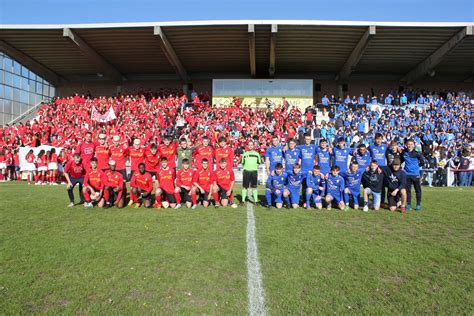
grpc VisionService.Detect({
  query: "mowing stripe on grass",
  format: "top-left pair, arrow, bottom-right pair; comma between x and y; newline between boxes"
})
246,202 -> 267,316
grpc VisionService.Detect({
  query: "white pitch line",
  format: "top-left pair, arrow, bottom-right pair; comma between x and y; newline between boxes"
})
246,202 -> 267,316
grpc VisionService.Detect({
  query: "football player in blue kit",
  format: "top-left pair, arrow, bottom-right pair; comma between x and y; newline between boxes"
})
284,163 -> 304,209
332,137 -> 351,174
298,133 -> 317,205
305,165 -> 325,210
352,144 -> 372,172
325,165 -> 345,210
283,139 -> 301,173
315,139 -> 331,177
341,162 -> 363,211
265,163 -> 287,209
265,135 -> 284,174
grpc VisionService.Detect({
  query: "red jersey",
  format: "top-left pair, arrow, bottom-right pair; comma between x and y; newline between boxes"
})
144,150 -> 160,172
215,146 -> 234,168
158,143 -> 177,168
102,170 -> 124,188
50,153 -> 58,163
215,168 -> 235,191
26,154 -> 35,163
64,160 -> 87,178
75,141 -> 96,163
156,167 -> 175,192
36,156 -> 47,167
95,145 -> 110,170
195,168 -> 215,192
130,171 -> 153,192
194,145 -> 215,169
129,147 -> 145,171
84,169 -> 104,190
176,168 -> 195,188
109,145 -> 128,170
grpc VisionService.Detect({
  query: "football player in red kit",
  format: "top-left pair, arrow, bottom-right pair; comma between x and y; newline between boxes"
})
193,136 -> 215,170
175,158 -> 197,209
155,157 -> 178,209
75,131 -> 96,170
129,162 -> 153,208
194,158 -> 215,208
63,153 -> 86,207
129,138 -> 145,179
102,160 -> 125,209
109,135 -> 128,180
82,157 -> 104,208
215,137 -> 234,170
95,133 -> 110,171
158,136 -> 177,169
214,158 -> 237,207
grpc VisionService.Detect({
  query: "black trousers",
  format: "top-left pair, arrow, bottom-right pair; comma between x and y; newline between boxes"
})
406,175 -> 422,206
67,176 -> 84,203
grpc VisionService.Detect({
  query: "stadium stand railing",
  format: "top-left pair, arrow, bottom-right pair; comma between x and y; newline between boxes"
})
8,101 -> 44,125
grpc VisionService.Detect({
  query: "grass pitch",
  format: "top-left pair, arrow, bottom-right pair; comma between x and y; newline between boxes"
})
1,182 -> 473,314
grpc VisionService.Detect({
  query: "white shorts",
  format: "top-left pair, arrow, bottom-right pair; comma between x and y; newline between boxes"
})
0,162 -> 6,169
38,166 -> 48,172
48,162 -> 58,170
24,163 -> 37,171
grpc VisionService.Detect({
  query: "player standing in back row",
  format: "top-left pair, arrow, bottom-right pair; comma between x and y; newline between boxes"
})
240,140 -> 262,205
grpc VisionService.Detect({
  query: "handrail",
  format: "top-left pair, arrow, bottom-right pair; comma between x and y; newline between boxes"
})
8,100 -> 45,125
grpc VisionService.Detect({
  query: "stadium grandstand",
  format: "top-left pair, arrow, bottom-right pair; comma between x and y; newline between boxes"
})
0,20 -> 473,125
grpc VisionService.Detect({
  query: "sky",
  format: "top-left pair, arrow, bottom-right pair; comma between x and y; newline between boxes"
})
0,0 -> 473,24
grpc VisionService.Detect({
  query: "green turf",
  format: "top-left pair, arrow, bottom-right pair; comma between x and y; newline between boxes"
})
1,183 -> 473,314
0,182 -> 247,314
254,187 -> 474,315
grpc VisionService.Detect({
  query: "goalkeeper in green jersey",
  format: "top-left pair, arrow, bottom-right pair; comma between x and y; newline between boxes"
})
240,140 -> 262,205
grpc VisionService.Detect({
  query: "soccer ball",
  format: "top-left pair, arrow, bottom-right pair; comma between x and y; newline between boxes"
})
162,201 -> 170,208
231,203 -> 238,208
91,192 -> 100,201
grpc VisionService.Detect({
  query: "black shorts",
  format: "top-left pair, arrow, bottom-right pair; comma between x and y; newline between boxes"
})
147,171 -> 157,179
117,169 -> 127,181
217,185 -> 231,200
198,191 -> 210,202
133,187 -> 152,200
180,188 -> 192,203
388,190 -> 400,207
160,189 -> 176,204
243,170 -> 258,188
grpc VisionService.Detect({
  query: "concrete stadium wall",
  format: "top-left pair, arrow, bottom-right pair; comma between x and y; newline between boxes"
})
57,78 -> 473,100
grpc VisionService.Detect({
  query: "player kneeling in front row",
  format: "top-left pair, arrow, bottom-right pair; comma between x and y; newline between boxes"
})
382,159 -> 407,213
129,162 -> 154,208
82,158 -> 104,208
341,162 -> 363,211
194,158 -> 214,208
154,157 -> 179,209
325,166 -> 346,210
175,158 -> 197,209
305,165 -> 325,210
214,158 -> 237,208
103,160 -> 126,209
265,163 -> 287,209
284,163 -> 304,209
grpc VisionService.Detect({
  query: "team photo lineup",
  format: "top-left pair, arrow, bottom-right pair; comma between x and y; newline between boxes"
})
1,89 -> 472,212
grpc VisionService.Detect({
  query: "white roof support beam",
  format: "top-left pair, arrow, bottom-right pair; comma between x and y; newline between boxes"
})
337,25 -> 376,83
248,24 -> 256,78
269,24 -> 278,78
401,26 -> 473,84
154,26 -> 189,84
0,39 -> 62,86
63,28 -> 123,83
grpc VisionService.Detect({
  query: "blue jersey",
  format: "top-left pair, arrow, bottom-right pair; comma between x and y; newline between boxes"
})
266,172 -> 287,191
284,148 -> 301,172
316,148 -> 331,175
333,147 -> 351,173
402,150 -> 424,176
286,171 -> 304,189
298,144 -> 317,172
326,174 -> 345,196
341,170 -> 363,192
352,150 -> 372,171
265,145 -> 284,171
369,144 -> 388,166
306,173 -> 325,194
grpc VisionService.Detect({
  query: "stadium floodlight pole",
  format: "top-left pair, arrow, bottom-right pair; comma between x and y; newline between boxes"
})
248,24 -> 257,78
0,39 -> 62,86
401,25 -> 473,85
62,28 -> 124,84
153,26 -> 189,84
269,24 -> 278,78
337,25 -> 376,85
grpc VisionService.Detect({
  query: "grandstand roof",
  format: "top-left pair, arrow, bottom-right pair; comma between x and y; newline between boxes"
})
1,20 -> 473,85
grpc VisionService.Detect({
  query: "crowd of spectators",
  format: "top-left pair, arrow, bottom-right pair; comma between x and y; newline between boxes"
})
0,87 -> 472,186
